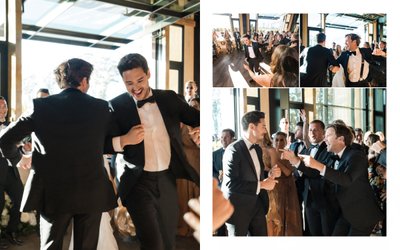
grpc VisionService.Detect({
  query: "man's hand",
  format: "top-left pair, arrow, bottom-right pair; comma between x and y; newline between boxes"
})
269,164 -> 281,179
17,155 -> 32,170
184,197 -> 200,242
300,109 -> 307,123
120,124 -> 144,148
298,154 -> 324,171
280,149 -> 300,165
260,177 -> 278,190
188,126 -> 200,146
211,179 -> 234,231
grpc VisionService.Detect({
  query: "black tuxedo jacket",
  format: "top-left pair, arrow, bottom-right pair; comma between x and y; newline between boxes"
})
212,147 -> 224,182
301,44 -> 339,87
108,89 -> 200,203
324,146 -> 383,229
0,122 -> 21,185
221,139 -> 268,226
297,142 -> 333,207
336,48 -> 373,83
0,88 -> 117,214
244,42 -> 263,61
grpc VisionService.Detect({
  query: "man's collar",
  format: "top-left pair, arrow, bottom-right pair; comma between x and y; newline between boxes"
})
337,146 -> 346,159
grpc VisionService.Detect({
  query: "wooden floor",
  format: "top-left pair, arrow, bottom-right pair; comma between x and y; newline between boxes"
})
213,49 -> 264,88
6,228 -> 199,250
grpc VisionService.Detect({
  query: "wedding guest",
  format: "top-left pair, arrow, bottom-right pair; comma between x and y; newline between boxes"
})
222,111 -> 278,236
0,97 -> 24,247
267,132 -> 302,236
301,123 -> 383,235
184,80 -> 199,102
0,59 -> 138,249
300,32 -> 339,87
243,34 -> 264,74
36,88 -> 50,98
109,53 -> 200,249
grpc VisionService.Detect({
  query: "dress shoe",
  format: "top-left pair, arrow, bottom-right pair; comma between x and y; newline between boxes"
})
4,232 -> 23,246
0,240 -> 8,249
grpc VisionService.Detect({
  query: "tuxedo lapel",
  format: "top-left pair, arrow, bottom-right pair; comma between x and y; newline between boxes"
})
314,142 -> 327,159
337,147 -> 351,172
238,140 -> 259,180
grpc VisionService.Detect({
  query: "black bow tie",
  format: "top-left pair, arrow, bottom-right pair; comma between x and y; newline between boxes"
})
330,154 -> 340,162
249,144 -> 260,151
137,95 -> 155,108
349,51 -> 357,56
309,144 -> 319,149
0,121 -> 8,126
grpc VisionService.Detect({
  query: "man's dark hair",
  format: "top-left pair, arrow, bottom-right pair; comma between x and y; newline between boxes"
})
37,88 -> 49,95
0,96 -> 5,101
355,128 -> 363,133
222,128 -> 235,138
54,58 -> 93,88
296,121 -> 303,127
310,119 -> 325,130
242,34 -> 251,40
241,111 -> 265,131
327,123 -> 353,146
346,33 -> 361,46
117,53 -> 149,76
317,33 -> 326,43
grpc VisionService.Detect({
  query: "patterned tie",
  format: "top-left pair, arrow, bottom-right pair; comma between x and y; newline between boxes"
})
137,95 -> 155,108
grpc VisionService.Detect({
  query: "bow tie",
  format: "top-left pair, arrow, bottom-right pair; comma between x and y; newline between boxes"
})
330,154 -> 340,162
249,144 -> 260,151
0,121 -> 8,126
137,95 -> 155,108
309,144 -> 319,149
348,51 -> 357,56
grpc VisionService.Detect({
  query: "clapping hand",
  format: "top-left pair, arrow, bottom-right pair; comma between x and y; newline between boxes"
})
17,155 -> 32,170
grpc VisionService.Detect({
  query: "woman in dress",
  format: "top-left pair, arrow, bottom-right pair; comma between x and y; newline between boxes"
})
266,132 -> 302,236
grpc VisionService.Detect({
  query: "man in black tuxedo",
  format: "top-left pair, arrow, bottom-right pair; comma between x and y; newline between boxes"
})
221,111 -> 279,236
233,29 -> 241,51
213,128 -> 235,187
212,128 -> 235,236
283,120 -> 339,236
336,33 -> 375,87
108,53 -> 200,250
243,34 -> 264,74
302,123 -> 383,236
0,58 -> 120,249
300,32 -> 339,87
0,97 -> 24,248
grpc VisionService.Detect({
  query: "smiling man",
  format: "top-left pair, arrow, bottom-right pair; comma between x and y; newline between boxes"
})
301,123 -> 383,236
108,53 -> 200,250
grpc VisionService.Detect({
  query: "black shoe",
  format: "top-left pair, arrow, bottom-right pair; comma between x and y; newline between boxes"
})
4,232 -> 23,246
0,240 -> 8,249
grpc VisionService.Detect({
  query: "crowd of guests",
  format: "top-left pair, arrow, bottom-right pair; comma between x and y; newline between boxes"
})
213,28 -> 300,87
213,110 -> 386,236
300,32 -> 387,87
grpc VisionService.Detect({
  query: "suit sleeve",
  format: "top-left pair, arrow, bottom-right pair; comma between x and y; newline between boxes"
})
223,145 -> 258,194
176,93 -> 200,127
324,152 -> 367,187
103,102 -> 119,154
297,160 -> 321,178
0,116 -> 34,165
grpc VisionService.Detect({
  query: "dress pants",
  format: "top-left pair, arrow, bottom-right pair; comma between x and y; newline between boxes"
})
225,198 -> 267,236
125,169 -> 178,250
0,169 -> 23,233
248,58 -> 261,74
40,212 -> 101,250
332,216 -> 375,236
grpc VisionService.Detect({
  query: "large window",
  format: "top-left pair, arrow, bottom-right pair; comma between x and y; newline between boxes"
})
21,34 -> 153,114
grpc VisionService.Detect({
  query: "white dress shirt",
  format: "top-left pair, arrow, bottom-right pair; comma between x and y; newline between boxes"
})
113,90 -> 171,172
247,45 -> 256,59
347,48 -> 369,82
